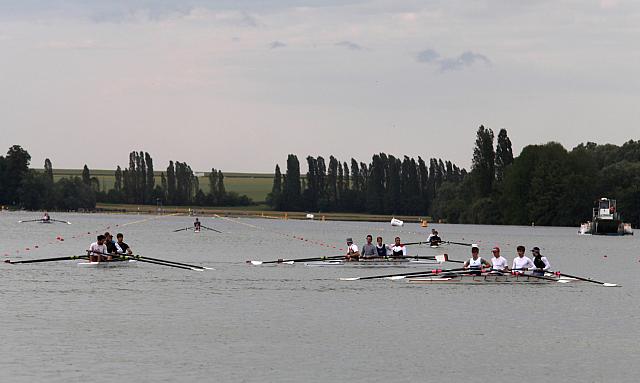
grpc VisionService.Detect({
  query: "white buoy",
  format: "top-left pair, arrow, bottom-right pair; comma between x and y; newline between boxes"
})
390,218 -> 404,227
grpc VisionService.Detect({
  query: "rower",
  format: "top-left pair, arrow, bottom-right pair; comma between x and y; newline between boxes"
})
361,235 -> 376,259
512,245 -> 535,274
88,235 -> 107,263
375,236 -> 390,257
115,233 -> 133,255
463,244 -> 491,275
429,230 -> 442,246
42,211 -> 50,222
489,246 -> 509,273
530,246 -> 551,276
426,229 -> 437,243
194,218 -> 201,231
345,238 -> 360,261
103,232 -> 116,260
389,237 -> 407,257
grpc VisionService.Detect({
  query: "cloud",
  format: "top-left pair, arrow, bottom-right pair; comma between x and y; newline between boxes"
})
43,39 -> 100,50
335,40 -> 363,51
416,49 -> 439,63
416,48 -> 490,72
269,41 -> 286,49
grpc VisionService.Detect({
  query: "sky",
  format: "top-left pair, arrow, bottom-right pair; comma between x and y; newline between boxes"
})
1,0 -> 639,172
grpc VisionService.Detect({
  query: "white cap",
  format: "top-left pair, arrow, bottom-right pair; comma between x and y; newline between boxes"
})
471,244 -> 479,249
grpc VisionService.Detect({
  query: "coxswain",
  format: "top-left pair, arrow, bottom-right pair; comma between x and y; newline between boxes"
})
511,245 -> 535,274
489,246 -> 509,273
42,211 -> 50,222
361,235 -> 377,259
463,244 -> 491,275
88,235 -> 107,263
530,246 -> 551,276
389,237 -> 407,257
345,238 -> 360,261
103,232 -> 116,260
115,233 -> 133,255
375,236 -> 390,257
194,218 -> 201,231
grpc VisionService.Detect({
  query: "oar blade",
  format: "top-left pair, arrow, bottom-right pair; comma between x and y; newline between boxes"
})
386,276 -> 406,280
249,261 -> 263,265
603,283 -> 618,287
339,277 -> 360,281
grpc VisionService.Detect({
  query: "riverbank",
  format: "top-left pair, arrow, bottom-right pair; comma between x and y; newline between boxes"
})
95,203 -> 435,223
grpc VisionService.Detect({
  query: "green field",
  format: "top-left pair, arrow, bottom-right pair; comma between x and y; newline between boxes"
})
47,169 -> 274,203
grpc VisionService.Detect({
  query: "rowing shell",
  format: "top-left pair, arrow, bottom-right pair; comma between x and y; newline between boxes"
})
407,273 -> 577,284
306,259 -> 441,267
77,260 -> 137,268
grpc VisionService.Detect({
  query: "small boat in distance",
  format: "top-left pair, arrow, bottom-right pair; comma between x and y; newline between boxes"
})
578,198 -> 633,235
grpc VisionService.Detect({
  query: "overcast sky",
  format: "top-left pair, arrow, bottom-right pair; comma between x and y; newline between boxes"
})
1,0 -> 639,172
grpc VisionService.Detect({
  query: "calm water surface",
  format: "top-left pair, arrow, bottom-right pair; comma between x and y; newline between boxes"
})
1,212 -> 638,382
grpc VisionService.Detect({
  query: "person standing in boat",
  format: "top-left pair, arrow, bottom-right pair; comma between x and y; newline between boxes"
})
489,246 -> 509,273
389,237 -> 407,257
530,247 -> 551,276
88,235 -> 107,263
115,233 -> 133,255
361,235 -> 377,259
512,245 -> 535,274
375,236 -> 390,257
463,244 -> 491,275
194,218 -> 201,231
345,238 -> 360,261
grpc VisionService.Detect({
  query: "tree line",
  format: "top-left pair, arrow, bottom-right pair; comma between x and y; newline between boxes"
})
268,126 -> 640,227
0,147 -> 252,210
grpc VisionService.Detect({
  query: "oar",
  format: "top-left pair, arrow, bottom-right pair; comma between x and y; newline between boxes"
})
94,253 -> 203,271
127,254 -> 213,270
248,254 -> 347,265
18,219 -> 44,223
443,240 -> 473,246
201,225 -> 222,233
122,256 -> 200,271
340,266 -> 469,281
51,219 -> 72,225
548,271 -> 618,287
5,255 -> 88,264
173,227 -> 192,232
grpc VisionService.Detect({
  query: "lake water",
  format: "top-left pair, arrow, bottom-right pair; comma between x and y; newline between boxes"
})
1,212 -> 638,382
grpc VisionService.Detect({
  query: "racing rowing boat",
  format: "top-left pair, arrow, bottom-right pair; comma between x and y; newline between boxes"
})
77,260 -> 138,268
305,259 -> 440,267
407,273 -> 576,284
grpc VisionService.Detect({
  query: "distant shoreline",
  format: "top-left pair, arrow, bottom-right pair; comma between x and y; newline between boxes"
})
93,203 -> 435,223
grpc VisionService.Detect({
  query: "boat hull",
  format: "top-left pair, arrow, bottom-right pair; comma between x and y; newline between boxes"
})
77,260 -> 137,268
305,259 -> 439,267
407,274 -> 574,284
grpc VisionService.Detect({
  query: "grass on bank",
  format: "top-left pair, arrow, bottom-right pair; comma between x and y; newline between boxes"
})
48,169 -> 274,203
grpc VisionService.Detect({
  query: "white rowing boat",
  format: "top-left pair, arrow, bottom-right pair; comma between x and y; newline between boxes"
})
407,273 -> 576,284
306,259 -> 440,267
77,260 -> 137,268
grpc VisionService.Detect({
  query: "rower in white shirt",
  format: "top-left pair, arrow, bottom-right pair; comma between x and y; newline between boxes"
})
489,246 -> 509,273
530,246 -> 551,276
389,237 -> 407,257
87,235 -> 108,263
512,245 -> 535,274
463,244 -> 491,275
345,238 -> 360,261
